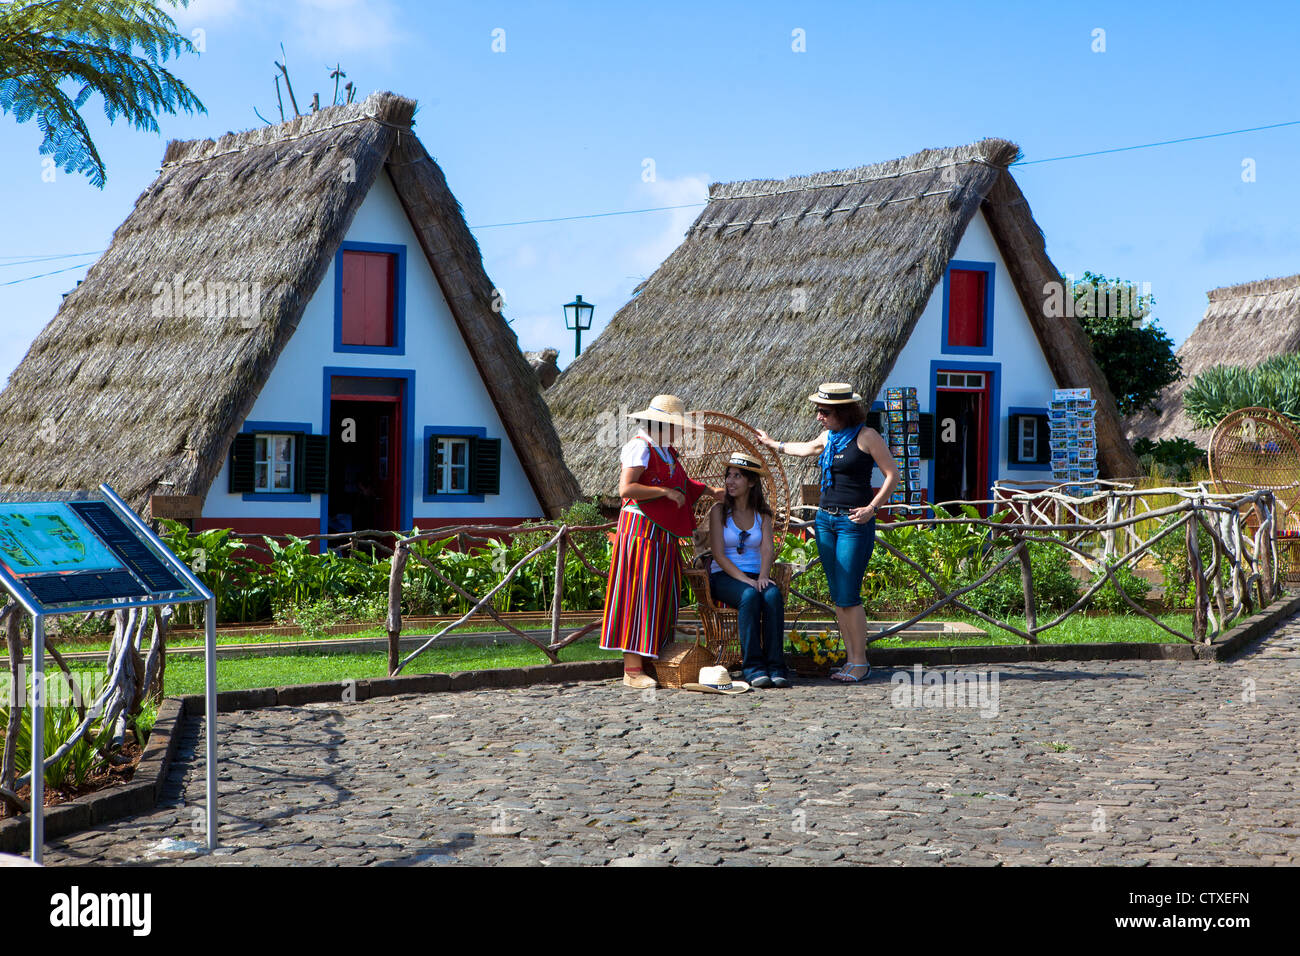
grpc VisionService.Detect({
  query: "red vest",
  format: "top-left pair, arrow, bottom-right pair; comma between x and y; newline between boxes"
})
629,444 -> 707,537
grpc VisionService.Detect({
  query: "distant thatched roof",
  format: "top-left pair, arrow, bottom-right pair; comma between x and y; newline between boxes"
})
547,139 -> 1138,496
0,92 -> 579,516
1127,273 -> 1300,447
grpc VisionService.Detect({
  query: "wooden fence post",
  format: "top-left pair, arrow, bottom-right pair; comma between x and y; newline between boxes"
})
1255,497 -> 1276,605
1187,507 -> 1207,643
387,541 -> 408,676
550,530 -> 568,655
1015,534 -> 1036,638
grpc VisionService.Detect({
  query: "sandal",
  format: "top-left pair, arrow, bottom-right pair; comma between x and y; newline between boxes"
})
623,667 -> 657,689
829,663 -> 871,683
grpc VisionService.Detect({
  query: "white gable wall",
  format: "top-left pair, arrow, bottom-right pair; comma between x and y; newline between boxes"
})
202,172 -> 543,525
871,209 -> 1060,493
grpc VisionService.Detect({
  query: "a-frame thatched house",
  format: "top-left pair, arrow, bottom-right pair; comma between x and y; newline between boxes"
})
0,93 -> 579,539
546,138 -> 1139,501
1127,273 -> 1300,448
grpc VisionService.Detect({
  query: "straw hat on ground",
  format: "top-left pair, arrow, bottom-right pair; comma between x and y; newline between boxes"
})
808,382 -> 863,405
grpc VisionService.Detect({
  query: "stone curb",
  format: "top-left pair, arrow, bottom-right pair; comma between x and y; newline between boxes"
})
0,697 -> 185,855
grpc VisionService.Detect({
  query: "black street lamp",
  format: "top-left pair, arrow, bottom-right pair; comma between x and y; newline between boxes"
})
563,294 -> 595,358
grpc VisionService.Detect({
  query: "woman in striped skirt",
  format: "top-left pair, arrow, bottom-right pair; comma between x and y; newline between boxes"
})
601,394 -> 712,688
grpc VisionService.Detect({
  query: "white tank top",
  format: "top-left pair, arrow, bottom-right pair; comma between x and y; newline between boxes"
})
721,510 -> 762,574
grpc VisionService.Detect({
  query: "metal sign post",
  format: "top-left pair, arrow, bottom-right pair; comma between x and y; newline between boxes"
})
0,484 -> 215,863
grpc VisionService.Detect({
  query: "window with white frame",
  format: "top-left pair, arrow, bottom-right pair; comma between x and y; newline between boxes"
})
433,437 -> 471,493
254,434 -> 296,493
1018,417 -> 1038,463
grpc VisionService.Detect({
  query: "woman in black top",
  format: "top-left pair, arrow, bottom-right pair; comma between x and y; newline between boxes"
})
758,382 -> 899,682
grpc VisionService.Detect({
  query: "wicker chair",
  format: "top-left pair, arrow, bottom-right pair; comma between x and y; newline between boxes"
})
677,411 -> 793,668
1208,406 -> 1300,582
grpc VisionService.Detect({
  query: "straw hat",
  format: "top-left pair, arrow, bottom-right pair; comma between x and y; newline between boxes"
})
682,665 -> 751,695
627,394 -> 700,429
808,382 -> 863,405
726,451 -> 769,478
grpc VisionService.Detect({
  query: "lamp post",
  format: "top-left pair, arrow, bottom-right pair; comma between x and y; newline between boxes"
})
563,294 -> 595,358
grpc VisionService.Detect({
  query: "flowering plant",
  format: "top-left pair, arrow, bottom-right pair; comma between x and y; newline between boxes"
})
785,628 -> 845,666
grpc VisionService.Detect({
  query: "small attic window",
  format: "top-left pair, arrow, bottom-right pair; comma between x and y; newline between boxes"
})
335,242 -> 406,354
942,261 -> 995,355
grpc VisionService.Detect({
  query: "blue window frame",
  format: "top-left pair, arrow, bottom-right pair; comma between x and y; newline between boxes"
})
940,259 -> 995,356
239,420 -> 314,503
333,241 -> 407,355
1007,405 -> 1052,472
422,426 -> 487,503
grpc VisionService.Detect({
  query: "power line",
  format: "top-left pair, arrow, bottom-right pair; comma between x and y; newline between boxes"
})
1011,119 -> 1300,166
0,250 -> 103,264
0,251 -> 102,270
470,201 -> 705,230
0,261 -> 97,287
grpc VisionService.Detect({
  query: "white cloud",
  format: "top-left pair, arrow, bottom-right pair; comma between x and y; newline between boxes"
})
287,0 -> 401,55
628,174 -> 709,275
168,0 -> 243,28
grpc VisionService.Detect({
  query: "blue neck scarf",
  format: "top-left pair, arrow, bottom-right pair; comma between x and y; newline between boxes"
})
819,424 -> 861,492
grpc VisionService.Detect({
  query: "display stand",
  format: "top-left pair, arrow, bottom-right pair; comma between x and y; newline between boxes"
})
0,484 -> 215,864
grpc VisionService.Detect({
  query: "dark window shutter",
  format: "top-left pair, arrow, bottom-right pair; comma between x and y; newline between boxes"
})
303,435 -> 329,493
229,433 -> 256,493
1035,414 -> 1051,464
426,435 -> 439,495
1007,415 -> 1023,464
470,437 -> 501,496
917,413 -> 936,460
866,409 -> 883,432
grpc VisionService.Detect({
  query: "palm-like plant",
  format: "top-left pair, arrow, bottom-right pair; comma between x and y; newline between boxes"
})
0,0 -> 205,187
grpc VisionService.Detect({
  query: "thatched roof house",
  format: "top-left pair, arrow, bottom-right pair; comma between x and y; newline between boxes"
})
0,92 -> 579,533
547,138 -> 1138,499
1127,273 -> 1300,447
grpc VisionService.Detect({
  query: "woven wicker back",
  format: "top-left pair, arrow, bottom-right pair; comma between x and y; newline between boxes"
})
1209,407 -> 1300,529
678,410 -> 791,544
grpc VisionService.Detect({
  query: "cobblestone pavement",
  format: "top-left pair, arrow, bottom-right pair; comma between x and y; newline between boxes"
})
42,617 -> 1300,866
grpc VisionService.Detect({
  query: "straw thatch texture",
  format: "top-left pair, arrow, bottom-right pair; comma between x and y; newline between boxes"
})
547,139 -> 1138,496
0,92 -> 578,517
1127,274 -> 1300,448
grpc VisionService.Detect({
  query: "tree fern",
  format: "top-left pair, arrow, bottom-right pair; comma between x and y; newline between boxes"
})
0,0 -> 205,187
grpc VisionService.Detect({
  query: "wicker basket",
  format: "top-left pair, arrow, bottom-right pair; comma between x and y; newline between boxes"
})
650,641 -> 716,689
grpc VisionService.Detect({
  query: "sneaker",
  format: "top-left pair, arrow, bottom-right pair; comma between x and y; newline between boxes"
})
749,674 -> 774,689
770,674 -> 792,689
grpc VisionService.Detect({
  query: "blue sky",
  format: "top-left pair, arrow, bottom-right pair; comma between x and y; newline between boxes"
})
3,0 -> 1299,388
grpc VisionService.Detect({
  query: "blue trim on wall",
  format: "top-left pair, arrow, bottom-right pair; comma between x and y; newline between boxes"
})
1007,405 -> 1053,472
321,367 -> 415,549
940,259 -> 995,356
333,241 -> 407,355
927,360 -> 1002,504
239,420 -> 313,502
422,426 -> 487,503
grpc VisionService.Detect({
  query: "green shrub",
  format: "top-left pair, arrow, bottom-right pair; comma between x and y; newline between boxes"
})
0,700 -> 113,791
1183,352 -> 1300,429
1086,560 -> 1153,613
964,540 -> 1080,617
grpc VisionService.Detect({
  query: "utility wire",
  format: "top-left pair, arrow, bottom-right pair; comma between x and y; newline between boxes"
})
470,201 -> 705,230
0,261 -> 98,287
0,250 -> 103,265
1012,119 -> 1300,166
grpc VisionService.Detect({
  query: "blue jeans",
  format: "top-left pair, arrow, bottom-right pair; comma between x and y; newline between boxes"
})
709,571 -> 786,682
815,511 -> 876,608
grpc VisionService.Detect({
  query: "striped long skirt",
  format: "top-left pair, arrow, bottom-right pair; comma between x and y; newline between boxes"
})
600,508 -> 680,658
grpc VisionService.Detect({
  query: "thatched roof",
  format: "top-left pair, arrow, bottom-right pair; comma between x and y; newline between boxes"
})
546,139 -> 1138,496
1127,273 -> 1300,447
0,92 -> 579,516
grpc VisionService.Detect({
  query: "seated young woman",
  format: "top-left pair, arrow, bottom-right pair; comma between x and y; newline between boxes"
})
707,452 -> 789,689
